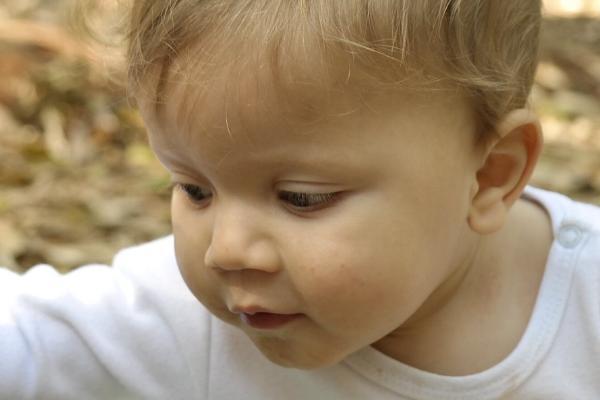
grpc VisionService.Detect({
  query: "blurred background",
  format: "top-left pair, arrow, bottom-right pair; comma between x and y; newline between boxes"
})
0,1 -> 599,272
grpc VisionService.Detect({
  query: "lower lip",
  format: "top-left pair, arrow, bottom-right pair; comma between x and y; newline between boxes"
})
240,312 -> 303,329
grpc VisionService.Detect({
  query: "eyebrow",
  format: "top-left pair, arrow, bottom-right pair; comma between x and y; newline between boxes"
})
160,147 -> 367,180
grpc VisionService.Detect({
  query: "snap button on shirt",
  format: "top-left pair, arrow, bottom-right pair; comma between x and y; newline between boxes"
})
557,224 -> 584,249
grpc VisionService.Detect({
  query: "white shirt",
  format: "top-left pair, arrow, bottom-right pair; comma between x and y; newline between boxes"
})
1,186 -> 599,399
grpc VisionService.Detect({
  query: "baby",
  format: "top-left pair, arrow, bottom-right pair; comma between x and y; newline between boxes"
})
2,1 -> 600,399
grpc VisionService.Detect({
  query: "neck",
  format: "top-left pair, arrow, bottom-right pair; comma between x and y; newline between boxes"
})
372,197 -> 553,375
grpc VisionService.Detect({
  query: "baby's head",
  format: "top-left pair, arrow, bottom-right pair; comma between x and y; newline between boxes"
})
128,1 -> 543,369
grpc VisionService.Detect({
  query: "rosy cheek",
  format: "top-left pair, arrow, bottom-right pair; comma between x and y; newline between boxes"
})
300,262 -> 372,310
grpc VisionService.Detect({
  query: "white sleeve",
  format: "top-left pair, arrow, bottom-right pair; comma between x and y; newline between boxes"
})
0,237 -> 210,400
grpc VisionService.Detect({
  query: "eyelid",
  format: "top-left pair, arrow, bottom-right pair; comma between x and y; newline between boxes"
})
173,182 -> 213,207
171,178 -> 346,212
278,190 -> 343,212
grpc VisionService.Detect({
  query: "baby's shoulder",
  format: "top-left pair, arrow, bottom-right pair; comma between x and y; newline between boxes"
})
568,193 -> 600,228
113,235 -> 176,269
559,196 -> 600,264
552,193 -> 600,269
112,235 -> 178,282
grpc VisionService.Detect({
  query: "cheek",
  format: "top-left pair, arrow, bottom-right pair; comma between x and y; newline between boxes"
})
301,260 -> 370,305
171,200 -> 222,311
289,234 -> 416,330
286,200 -> 458,335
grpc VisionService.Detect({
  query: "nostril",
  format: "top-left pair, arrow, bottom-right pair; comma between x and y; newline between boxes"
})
205,246 -> 252,272
204,237 -> 282,273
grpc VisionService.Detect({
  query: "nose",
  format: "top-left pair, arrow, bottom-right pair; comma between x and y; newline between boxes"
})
204,204 -> 281,273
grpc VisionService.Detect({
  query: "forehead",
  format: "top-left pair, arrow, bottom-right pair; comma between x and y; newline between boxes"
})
137,45 -> 476,176
157,43 -> 367,134
140,61 -> 343,159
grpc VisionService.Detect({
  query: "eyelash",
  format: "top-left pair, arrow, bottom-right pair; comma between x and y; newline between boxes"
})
278,191 -> 338,211
174,183 -> 339,211
175,183 -> 212,204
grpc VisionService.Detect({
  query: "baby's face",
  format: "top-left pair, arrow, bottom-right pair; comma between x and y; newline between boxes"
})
140,75 -> 483,369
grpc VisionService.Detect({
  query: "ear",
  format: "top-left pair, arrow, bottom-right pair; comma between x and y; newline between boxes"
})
468,109 -> 543,234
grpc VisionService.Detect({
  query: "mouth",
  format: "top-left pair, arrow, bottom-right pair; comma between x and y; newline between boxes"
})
240,312 -> 304,330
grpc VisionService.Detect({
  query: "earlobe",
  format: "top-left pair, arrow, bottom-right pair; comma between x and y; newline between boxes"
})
468,109 -> 543,234
469,188 -> 508,234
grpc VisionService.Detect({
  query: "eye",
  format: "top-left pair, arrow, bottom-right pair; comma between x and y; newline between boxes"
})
278,191 -> 339,211
174,183 -> 212,206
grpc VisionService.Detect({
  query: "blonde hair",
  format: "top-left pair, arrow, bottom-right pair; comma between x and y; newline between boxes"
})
126,0 -> 541,135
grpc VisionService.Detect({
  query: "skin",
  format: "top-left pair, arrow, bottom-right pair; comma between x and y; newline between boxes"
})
138,67 -> 553,375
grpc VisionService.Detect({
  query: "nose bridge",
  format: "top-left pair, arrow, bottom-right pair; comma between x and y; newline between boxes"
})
205,200 -> 280,273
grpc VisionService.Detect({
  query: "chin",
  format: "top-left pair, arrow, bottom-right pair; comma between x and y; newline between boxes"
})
255,340 -> 346,370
